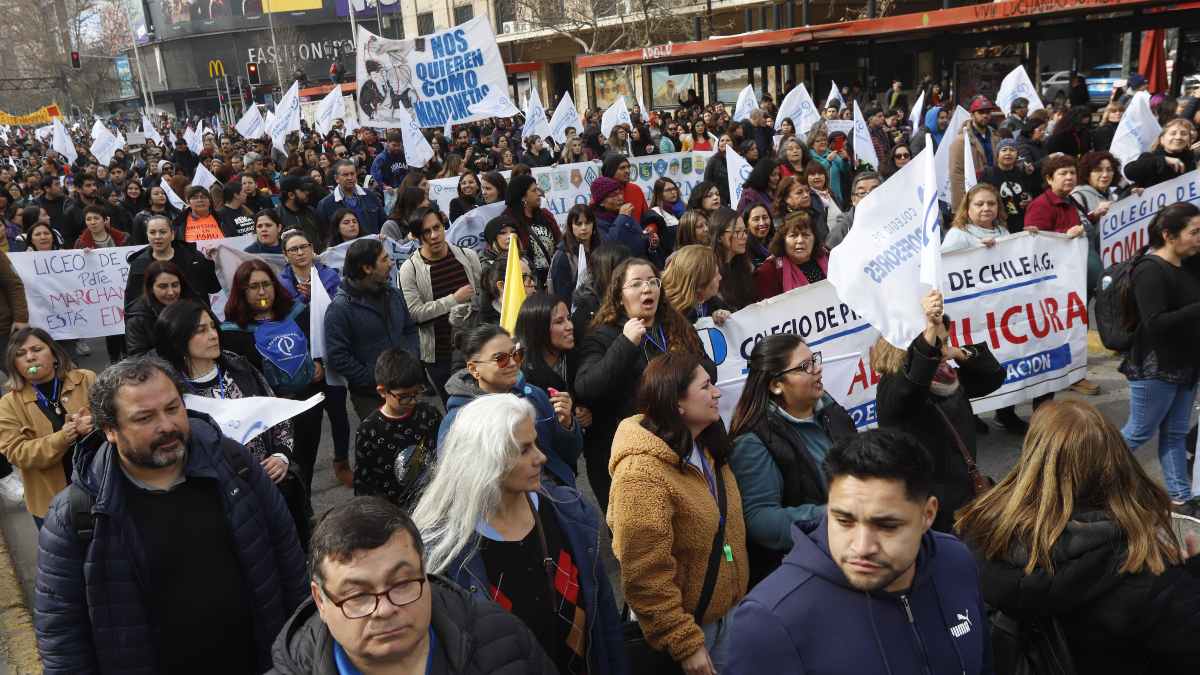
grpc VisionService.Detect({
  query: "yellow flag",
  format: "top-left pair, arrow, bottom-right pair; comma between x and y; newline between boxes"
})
499,241 -> 526,333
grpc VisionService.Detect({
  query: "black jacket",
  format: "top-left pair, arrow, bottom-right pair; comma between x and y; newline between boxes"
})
974,511 -> 1200,674
1125,148 -> 1199,189
123,296 -> 161,356
875,333 -> 1004,532
1126,254 -> 1200,374
268,576 -> 557,675
129,206 -> 180,244
124,242 -> 220,308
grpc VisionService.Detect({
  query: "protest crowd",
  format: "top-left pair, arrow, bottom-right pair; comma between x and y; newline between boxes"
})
0,33 -> 1198,675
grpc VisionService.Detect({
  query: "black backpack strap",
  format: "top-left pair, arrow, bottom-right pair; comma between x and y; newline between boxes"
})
67,482 -> 95,545
692,460 -> 729,624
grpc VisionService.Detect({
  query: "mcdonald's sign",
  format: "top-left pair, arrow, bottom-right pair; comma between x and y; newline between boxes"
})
208,59 -> 226,78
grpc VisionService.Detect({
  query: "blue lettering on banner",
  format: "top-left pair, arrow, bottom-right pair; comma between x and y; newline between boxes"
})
1001,343 -> 1071,384
411,28 -> 492,126
847,400 -> 877,428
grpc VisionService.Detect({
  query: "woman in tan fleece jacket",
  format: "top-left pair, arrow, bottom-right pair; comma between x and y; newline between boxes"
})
608,352 -> 748,675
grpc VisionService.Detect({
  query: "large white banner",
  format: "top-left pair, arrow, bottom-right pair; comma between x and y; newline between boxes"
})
9,246 -> 145,339
355,18 -> 507,129
1099,170 -> 1200,267
697,232 -> 1088,427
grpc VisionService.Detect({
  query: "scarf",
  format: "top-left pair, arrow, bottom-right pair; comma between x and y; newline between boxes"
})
780,256 -> 808,292
665,199 -> 685,218
930,361 -> 960,397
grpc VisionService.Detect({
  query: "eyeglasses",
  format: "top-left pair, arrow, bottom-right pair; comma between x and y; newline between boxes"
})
387,387 -> 429,405
247,281 -> 273,292
623,277 -> 662,291
285,242 -> 312,254
322,577 -> 427,620
773,351 -> 823,377
893,152 -> 911,160
471,345 -> 525,368
730,228 -> 749,238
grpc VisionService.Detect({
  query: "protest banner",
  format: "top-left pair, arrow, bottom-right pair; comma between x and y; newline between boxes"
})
184,393 -> 324,445
1099,169 -> 1200,267
775,82 -> 820,134
0,104 -> 62,126
9,245 -> 144,340
697,231 -> 1087,428
355,18 -> 508,129
995,65 -> 1045,115
445,201 -> 507,253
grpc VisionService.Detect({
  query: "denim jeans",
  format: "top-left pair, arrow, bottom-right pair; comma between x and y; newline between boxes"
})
1122,378 -> 1197,501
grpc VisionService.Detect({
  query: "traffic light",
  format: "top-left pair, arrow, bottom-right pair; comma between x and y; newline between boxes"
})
246,62 -> 260,86
70,51 -> 81,69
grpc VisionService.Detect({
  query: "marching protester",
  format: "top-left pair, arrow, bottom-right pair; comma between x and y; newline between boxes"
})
754,211 -> 829,300
414,394 -> 626,674
317,160 -> 385,235
957,399 -> 1200,672
245,208 -> 285,254
513,292 -> 585,410
728,430 -> 991,674
124,213 -> 220,307
1124,118 -> 1198,188
662,245 -> 732,324
124,261 -> 198,357
504,174 -> 562,288
34,357 -> 306,674
980,138 -> 1038,233
548,204 -> 596,304
270,496 -> 557,674
0,328 -> 92,525
609,353 -> 747,675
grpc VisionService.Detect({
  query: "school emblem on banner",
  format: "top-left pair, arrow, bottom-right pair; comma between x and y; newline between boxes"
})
584,166 -> 598,185
639,163 -> 652,181
669,159 -> 681,176
537,174 -> 551,192
570,169 -> 583,188
552,170 -> 568,191
654,159 -> 667,176
682,157 -> 693,174
693,155 -> 706,173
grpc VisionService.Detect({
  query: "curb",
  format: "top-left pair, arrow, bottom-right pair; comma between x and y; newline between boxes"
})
0,515 -> 40,674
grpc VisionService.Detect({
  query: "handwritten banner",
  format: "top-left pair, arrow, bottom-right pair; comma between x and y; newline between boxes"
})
1099,169 -> 1200,268
9,246 -> 145,340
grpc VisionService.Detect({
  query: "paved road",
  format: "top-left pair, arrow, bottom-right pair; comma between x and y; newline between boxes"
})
0,336 -> 1176,649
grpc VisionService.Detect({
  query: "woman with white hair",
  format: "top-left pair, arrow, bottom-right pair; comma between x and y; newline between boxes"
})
413,394 -> 628,675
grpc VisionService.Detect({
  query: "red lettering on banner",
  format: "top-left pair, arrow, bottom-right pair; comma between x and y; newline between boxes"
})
1066,291 -> 1088,327
968,292 -> 1087,351
847,356 -> 880,396
1000,305 -> 1027,345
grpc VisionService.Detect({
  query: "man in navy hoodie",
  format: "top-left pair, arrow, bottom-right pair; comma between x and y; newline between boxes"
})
728,429 -> 992,675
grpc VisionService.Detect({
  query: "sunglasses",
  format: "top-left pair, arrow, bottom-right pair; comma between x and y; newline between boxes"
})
470,345 -> 525,368
894,152 -> 911,160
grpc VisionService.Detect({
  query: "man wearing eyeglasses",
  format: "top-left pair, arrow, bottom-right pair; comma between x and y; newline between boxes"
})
271,496 -> 556,674
826,171 -> 882,249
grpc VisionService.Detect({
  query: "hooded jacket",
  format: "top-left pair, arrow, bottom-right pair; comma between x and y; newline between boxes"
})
268,575 -> 558,675
973,511 -> 1200,674
438,369 -> 582,486
443,484 -> 629,675
727,518 -> 992,675
324,277 -> 420,393
34,412 -> 307,675
607,415 -> 748,662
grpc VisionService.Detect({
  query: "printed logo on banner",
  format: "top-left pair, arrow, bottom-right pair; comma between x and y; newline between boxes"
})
571,169 -> 582,188
584,165 -> 598,184
682,157 -> 692,174
669,159 -> 680,176
639,163 -> 652,181
654,159 -> 667,176
698,328 -> 728,366
537,174 -> 551,192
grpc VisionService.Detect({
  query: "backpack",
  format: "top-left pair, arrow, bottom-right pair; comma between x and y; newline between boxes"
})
990,610 -> 1077,675
222,303 -> 315,397
67,435 -> 251,544
1094,253 -> 1150,352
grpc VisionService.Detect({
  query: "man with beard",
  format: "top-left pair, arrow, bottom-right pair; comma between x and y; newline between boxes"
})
277,176 -> 323,251
727,430 -> 991,675
34,357 -> 306,675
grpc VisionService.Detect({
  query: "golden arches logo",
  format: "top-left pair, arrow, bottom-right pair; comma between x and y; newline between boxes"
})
208,60 -> 226,78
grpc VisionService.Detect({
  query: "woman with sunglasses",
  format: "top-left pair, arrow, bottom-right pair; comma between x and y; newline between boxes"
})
438,324 -> 582,488
414,394 -> 627,675
883,144 -> 913,179
728,334 -> 856,587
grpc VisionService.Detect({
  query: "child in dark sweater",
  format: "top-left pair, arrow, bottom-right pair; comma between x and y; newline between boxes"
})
353,348 -> 441,511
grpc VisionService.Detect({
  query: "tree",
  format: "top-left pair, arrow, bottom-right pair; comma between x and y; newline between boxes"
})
508,0 -> 699,55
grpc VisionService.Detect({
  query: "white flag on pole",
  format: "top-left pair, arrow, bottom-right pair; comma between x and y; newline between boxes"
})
522,87 -> 552,141
314,87 -> 345,136
35,125 -> 53,142
996,65 -> 1045,116
191,163 -> 219,190
934,106 -> 971,203
308,271 -> 347,386
1112,91 -> 1162,175
395,103 -> 434,169
445,201 -> 507,253
725,144 -> 752,208
142,115 -> 162,144
91,119 -> 107,140
51,119 -> 77,165
89,126 -> 120,166
267,80 -> 301,150
161,176 -> 186,210
908,90 -> 926,132
852,100 -> 879,170
235,104 -> 266,139
962,130 -> 978,192
468,89 -> 521,119
184,126 -> 203,155
775,83 -> 821,134
917,147 -> 943,290
548,92 -> 584,144
826,81 -> 846,110
733,85 -> 757,122
600,96 -> 632,138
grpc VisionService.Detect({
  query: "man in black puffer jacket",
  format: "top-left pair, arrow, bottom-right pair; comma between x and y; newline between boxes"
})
268,497 -> 556,675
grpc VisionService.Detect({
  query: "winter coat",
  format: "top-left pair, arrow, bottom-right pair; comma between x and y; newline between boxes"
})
368,149 -> 409,189
73,225 -> 128,249
34,412 -> 307,675
1125,148 -> 1199,189
439,369 -> 582,486
592,207 -> 648,258
316,187 -> 385,235
1025,188 -> 1082,234
826,207 -> 856,248
122,296 -> 163,356
278,262 -> 340,302
124,242 -> 220,308
727,518 -> 992,675
268,576 -> 557,675
973,511 -> 1200,674
729,396 -> 856,586
875,332 -> 1004,532
444,485 -> 629,675
129,207 -> 180,245
277,204 -> 323,251
323,278 -> 420,394
704,154 -> 730,206
0,251 -> 28,332
398,245 -> 482,363
608,415 -> 748,662
0,369 -> 94,517
548,241 -> 583,305
753,252 -> 830,300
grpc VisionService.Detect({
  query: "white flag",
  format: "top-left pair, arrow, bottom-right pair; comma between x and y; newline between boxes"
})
852,100 -> 879,170
575,243 -> 588,292
35,125 -> 53,142
733,85 -> 757,123
996,65 -> 1045,116
600,96 -> 632,139
161,176 -> 186,210
89,126 -> 120,166
167,130 -> 177,145
267,80 -> 302,150
91,119 -> 107,141
522,87 -> 552,141
308,270 -> 347,386
908,89 -> 926,132
725,144 -> 752,208
395,103 -> 434,169
775,83 -> 821,134
548,92 -> 583,144
934,106 -> 971,203
315,87 -> 345,136
51,119 -> 77,165
235,104 -> 266,139
826,81 -> 846,110
191,164 -> 218,190
828,149 -> 934,348
184,393 -> 325,445
184,126 -> 202,155
446,200 -> 507,253
962,129 -> 978,192
468,89 -> 521,119
917,148 -> 943,290
1112,91 -> 1162,175
141,115 -> 162,144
